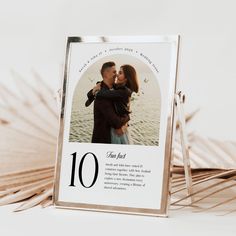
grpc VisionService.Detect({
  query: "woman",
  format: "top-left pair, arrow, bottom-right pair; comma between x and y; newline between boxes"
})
94,64 -> 139,144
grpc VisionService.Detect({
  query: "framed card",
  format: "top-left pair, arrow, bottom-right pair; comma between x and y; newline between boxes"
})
54,35 -> 179,217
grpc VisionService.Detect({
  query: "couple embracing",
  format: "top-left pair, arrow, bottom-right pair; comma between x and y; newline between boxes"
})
85,61 -> 139,144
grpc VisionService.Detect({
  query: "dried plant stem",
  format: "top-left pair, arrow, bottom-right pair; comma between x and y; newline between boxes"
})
0,122 -> 56,146
0,83 -> 22,106
170,203 -> 203,210
218,209 -> 236,216
0,180 -> 53,206
0,166 -> 54,179
172,170 -> 222,183
194,195 -> 236,213
191,182 -> 236,206
0,118 -> 9,124
8,76 -> 58,131
171,169 -> 236,194
14,187 -> 53,212
174,143 -> 199,167
210,139 -> 236,165
191,134 -> 232,162
40,196 -> 53,208
11,70 -> 58,119
171,175 -> 236,205
31,70 -> 56,101
0,173 -> 54,191
0,169 -> 54,185
176,109 -> 200,129
0,178 -> 52,197
172,173 -> 220,188
0,106 -> 56,143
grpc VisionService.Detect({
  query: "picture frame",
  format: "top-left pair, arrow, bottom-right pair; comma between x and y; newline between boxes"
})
54,35 -> 180,217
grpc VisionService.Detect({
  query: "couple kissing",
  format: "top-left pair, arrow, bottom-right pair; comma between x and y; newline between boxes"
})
85,61 -> 139,145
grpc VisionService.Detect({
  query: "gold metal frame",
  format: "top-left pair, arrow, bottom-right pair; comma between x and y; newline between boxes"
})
53,35 -> 180,217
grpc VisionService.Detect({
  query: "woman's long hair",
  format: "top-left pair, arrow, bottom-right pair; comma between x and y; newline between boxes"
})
121,64 -> 139,93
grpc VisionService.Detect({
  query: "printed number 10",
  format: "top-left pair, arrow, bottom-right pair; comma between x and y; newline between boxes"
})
69,152 -> 99,188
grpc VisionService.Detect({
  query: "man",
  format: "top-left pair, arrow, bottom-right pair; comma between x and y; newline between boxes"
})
86,61 -> 129,143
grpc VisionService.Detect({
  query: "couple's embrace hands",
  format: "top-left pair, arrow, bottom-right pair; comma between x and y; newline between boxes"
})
92,82 -> 102,96
92,82 -> 127,136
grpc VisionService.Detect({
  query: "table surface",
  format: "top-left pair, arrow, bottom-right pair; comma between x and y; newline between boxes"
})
0,203 -> 235,236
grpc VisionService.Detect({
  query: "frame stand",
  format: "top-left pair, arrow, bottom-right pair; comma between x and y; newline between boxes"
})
175,91 -> 193,202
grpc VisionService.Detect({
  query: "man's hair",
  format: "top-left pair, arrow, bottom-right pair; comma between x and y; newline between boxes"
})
100,61 -> 115,77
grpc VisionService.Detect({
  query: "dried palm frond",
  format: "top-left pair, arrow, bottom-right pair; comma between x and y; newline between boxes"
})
172,105 -> 236,215
0,70 -> 57,210
170,167 -> 236,215
0,71 -> 236,214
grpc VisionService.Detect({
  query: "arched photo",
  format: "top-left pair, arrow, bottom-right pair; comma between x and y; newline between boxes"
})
69,54 -> 161,146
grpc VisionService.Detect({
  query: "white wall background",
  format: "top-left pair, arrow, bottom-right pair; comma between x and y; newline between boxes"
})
1,0 -> 236,141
